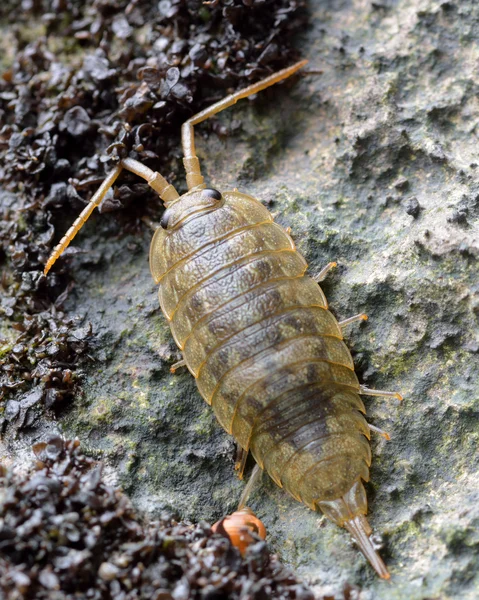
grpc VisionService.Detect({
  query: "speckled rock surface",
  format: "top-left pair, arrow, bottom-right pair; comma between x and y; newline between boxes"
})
2,1 -> 479,598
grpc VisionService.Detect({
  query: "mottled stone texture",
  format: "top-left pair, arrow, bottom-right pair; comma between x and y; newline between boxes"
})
3,0 -> 479,598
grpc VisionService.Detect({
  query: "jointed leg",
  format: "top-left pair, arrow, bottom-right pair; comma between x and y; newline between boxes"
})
170,359 -> 186,373
237,463 -> 263,511
181,60 -> 308,190
313,261 -> 337,283
360,385 -> 403,402
339,313 -> 368,327
44,158 -> 179,275
313,265 -> 367,325
309,265 -> 401,402
235,446 -> 248,480
368,423 -> 391,440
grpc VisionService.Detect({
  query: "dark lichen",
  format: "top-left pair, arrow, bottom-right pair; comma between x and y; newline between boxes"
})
0,436 -> 317,600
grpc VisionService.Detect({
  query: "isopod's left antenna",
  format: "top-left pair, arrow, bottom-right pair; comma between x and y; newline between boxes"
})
121,158 -> 179,205
44,158 -> 179,275
43,164 -> 123,275
181,59 -> 308,191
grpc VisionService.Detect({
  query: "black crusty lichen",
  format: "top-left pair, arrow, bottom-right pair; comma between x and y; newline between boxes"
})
0,436 -> 318,600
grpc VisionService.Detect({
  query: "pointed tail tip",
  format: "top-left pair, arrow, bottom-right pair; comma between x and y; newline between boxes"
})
344,516 -> 390,580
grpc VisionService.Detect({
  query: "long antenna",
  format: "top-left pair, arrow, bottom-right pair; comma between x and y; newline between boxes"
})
43,158 -> 179,275
43,164 -> 123,275
181,60 -> 309,190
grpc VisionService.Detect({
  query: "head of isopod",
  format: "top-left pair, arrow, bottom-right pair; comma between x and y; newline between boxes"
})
212,507 -> 267,556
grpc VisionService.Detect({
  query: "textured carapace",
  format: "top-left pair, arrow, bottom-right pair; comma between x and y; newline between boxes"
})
44,60 -> 399,579
150,186 -> 390,579
212,507 -> 267,555
151,188 -> 370,505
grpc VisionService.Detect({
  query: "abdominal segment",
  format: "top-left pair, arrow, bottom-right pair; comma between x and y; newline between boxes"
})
157,192 -> 371,509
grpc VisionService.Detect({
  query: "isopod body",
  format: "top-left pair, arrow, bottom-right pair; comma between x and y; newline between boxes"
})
150,187 -> 388,578
44,60 -> 398,578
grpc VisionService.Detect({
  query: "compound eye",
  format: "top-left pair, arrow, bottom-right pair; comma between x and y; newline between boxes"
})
202,188 -> 222,201
160,209 -> 171,229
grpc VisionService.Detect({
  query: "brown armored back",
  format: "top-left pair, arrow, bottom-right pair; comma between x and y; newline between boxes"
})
150,190 -> 371,510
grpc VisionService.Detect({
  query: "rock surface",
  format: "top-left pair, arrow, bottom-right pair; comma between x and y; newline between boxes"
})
2,1 -> 479,598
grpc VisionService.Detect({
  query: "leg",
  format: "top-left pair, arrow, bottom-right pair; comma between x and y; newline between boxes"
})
339,313 -> 368,327
360,385 -> 403,402
170,359 -> 186,373
368,423 -> 391,440
44,158 -> 179,276
237,463 -> 263,511
313,261 -> 337,283
181,60 -> 308,190
235,445 -> 248,480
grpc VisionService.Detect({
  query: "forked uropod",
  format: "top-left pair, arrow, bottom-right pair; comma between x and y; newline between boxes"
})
44,60 -> 402,578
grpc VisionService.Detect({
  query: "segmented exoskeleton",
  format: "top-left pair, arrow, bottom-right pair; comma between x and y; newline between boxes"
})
45,61 -> 401,578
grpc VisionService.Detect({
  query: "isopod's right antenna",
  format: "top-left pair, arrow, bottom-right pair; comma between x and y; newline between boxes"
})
44,158 -> 179,275
181,59 -> 308,191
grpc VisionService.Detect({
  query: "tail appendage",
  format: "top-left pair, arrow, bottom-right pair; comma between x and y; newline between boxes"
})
317,479 -> 390,579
